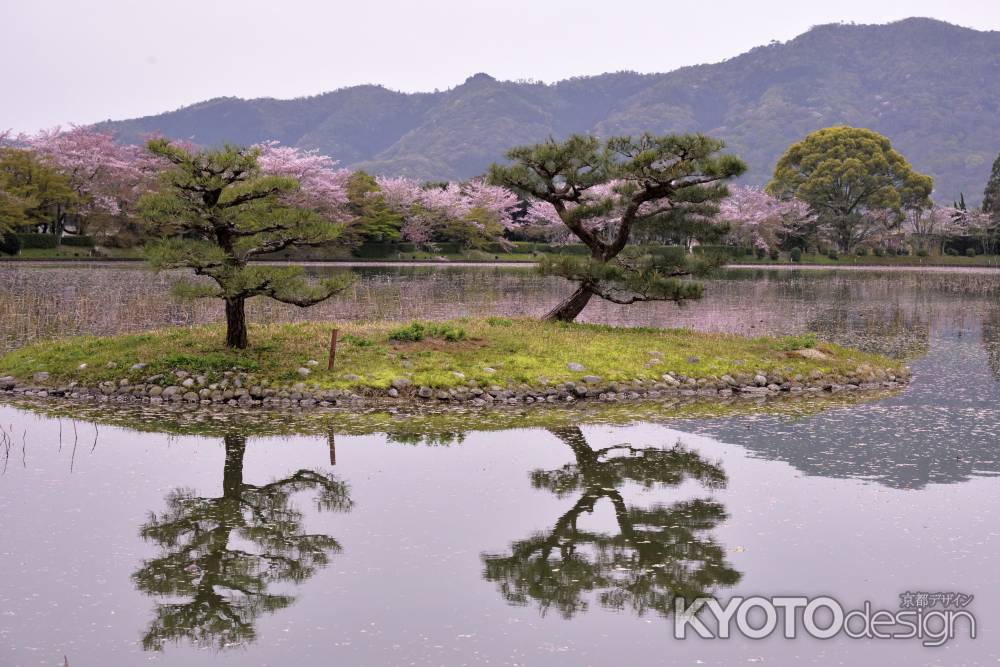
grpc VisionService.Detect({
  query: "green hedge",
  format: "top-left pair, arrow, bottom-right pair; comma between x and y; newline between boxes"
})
59,235 -> 95,247
693,244 -> 744,258
352,240 -> 593,257
16,233 -> 59,249
351,241 -> 420,258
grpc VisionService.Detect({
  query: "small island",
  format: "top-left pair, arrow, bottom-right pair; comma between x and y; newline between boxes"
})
0,318 -> 909,410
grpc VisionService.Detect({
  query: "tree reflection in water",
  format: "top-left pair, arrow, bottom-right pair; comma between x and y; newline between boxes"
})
132,433 -> 352,651
482,427 -> 740,619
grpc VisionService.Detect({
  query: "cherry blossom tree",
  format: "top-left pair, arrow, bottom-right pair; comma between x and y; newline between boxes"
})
719,185 -> 814,252
26,126 -> 155,235
255,142 -> 351,220
375,176 -> 522,248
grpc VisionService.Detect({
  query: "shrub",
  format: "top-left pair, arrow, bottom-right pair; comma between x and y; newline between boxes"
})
826,249 -> 839,260
916,248 -> 929,257
388,321 -> 468,342
0,232 -> 21,255
897,248 -> 908,256
777,332 -> 819,351
16,232 -> 59,249
945,247 -> 959,256
486,316 -> 513,327
341,334 -> 373,347
874,247 -> 885,257
855,247 -> 869,256
754,247 -> 767,259
790,247 -> 802,262
693,245 -> 740,259
966,247 -> 977,257
60,235 -> 95,247
768,248 -> 780,260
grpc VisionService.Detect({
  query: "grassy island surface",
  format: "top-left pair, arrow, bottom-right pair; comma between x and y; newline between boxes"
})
0,318 -> 908,394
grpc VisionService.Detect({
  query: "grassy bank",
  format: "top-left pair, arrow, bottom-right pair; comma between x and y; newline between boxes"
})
0,318 -> 907,392
731,252 -> 1000,268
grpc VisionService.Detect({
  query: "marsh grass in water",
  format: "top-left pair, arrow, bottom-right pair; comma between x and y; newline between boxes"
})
0,317 -> 906,392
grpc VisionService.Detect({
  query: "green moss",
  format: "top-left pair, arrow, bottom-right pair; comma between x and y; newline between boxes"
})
0,318 -> 907,391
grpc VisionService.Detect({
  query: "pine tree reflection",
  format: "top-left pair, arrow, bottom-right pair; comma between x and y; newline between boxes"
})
132,433 -> 352,651
482,427 -> 740,619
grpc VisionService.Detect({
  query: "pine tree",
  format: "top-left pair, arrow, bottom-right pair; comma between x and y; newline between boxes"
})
139,139 -> 352,349
489,133 -> 745,322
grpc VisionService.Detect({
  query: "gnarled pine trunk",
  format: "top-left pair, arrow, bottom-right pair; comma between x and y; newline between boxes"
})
224,297 -> 248,349
544,283 -> 595,322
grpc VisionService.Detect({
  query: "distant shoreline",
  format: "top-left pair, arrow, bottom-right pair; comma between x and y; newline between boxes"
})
4,257 -> 1000,272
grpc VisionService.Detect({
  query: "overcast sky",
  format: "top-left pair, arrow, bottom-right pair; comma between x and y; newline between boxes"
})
3,0 -> 999,133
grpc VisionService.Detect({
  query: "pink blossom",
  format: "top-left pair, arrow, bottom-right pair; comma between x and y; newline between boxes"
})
26,126 -> 154,217
255,141 -> 351,219
375,176 -> 522,243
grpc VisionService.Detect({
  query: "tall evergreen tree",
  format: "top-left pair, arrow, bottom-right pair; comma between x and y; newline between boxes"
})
984,153 -> 1000,221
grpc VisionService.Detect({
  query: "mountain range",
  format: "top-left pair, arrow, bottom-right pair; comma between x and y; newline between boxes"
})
98,17 -> 1000,204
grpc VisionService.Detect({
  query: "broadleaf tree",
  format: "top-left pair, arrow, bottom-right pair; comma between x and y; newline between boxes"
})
139,139 -> 353,348
766,126 -> 933,253
489,133 -> 746,321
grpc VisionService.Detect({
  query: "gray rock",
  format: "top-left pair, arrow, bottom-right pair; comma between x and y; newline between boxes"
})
343,373 -> 359,382
306,359 -> 319,367
387,388 -> 399,398
482,367 -> 496,374
130,363 -> 147,371
297,367 -> 311,377
181,378 -> 195,388
754,374 -> 768,386
581,375 -> 602,384
34,371 -> 50,382
567,362 -> 585,372
391,377 -> 411,389
183,391 -> 199,402
417,386 -> 434,398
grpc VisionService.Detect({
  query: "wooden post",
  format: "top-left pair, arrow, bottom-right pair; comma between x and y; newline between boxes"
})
327,431 -> 336,466
328,328 -> 339,370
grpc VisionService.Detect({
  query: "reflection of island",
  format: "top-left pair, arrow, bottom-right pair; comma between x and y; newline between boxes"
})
691,318 -> 1000,489
132,433 -> 352,651
482,427 -> 739,619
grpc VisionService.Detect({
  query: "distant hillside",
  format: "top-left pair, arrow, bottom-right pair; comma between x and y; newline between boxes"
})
98,18 -> 1000,204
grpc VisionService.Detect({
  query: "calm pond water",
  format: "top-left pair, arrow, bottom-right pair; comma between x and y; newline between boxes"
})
1,264 -> 999,666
